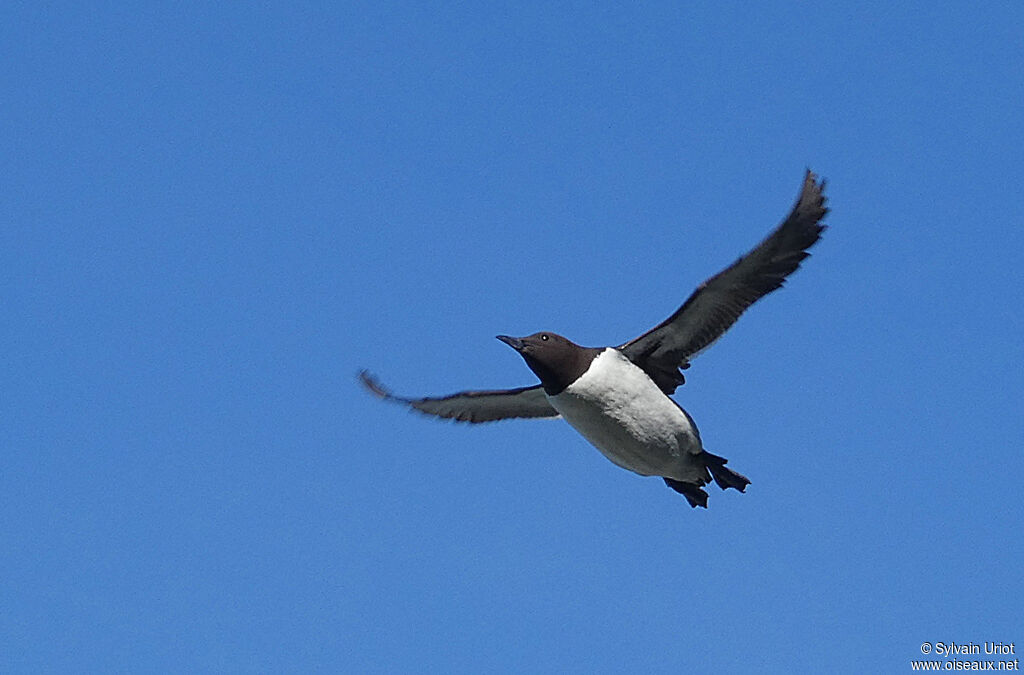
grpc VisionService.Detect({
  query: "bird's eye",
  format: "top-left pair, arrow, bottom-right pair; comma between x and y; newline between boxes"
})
541,334 -> 549,341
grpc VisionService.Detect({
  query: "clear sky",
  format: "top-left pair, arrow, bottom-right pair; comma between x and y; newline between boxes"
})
3,2 -> 1022,672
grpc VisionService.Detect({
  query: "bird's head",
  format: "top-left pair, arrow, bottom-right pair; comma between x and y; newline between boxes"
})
496,332 -> 596,395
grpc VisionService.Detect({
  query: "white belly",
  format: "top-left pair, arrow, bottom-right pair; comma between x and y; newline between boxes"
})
547,349 -> 704,481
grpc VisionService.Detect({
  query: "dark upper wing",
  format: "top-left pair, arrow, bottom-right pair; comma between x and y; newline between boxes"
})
359,370 -> 560,423
619,170 -> 828,394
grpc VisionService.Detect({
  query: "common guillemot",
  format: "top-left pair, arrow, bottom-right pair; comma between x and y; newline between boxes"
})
360,170 -> 827,508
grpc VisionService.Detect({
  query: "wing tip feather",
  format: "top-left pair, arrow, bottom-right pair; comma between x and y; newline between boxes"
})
358,369 -> 390,400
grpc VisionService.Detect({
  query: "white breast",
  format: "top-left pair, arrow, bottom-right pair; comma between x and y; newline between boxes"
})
547,348 -> 704,481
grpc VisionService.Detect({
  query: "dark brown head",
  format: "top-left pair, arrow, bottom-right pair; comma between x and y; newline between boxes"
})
496,332 -> 602,395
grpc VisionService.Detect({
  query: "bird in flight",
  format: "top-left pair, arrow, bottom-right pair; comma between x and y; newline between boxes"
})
360,171 -> 828,508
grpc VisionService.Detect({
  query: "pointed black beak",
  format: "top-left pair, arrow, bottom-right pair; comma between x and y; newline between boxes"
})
496,335 -> 525,351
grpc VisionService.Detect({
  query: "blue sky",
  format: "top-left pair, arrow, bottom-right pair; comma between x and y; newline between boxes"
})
3,1 -> 1022,672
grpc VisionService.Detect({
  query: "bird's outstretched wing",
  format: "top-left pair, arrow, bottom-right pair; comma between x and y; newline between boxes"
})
620,170 -> 828,394
359,371 -> 560,423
